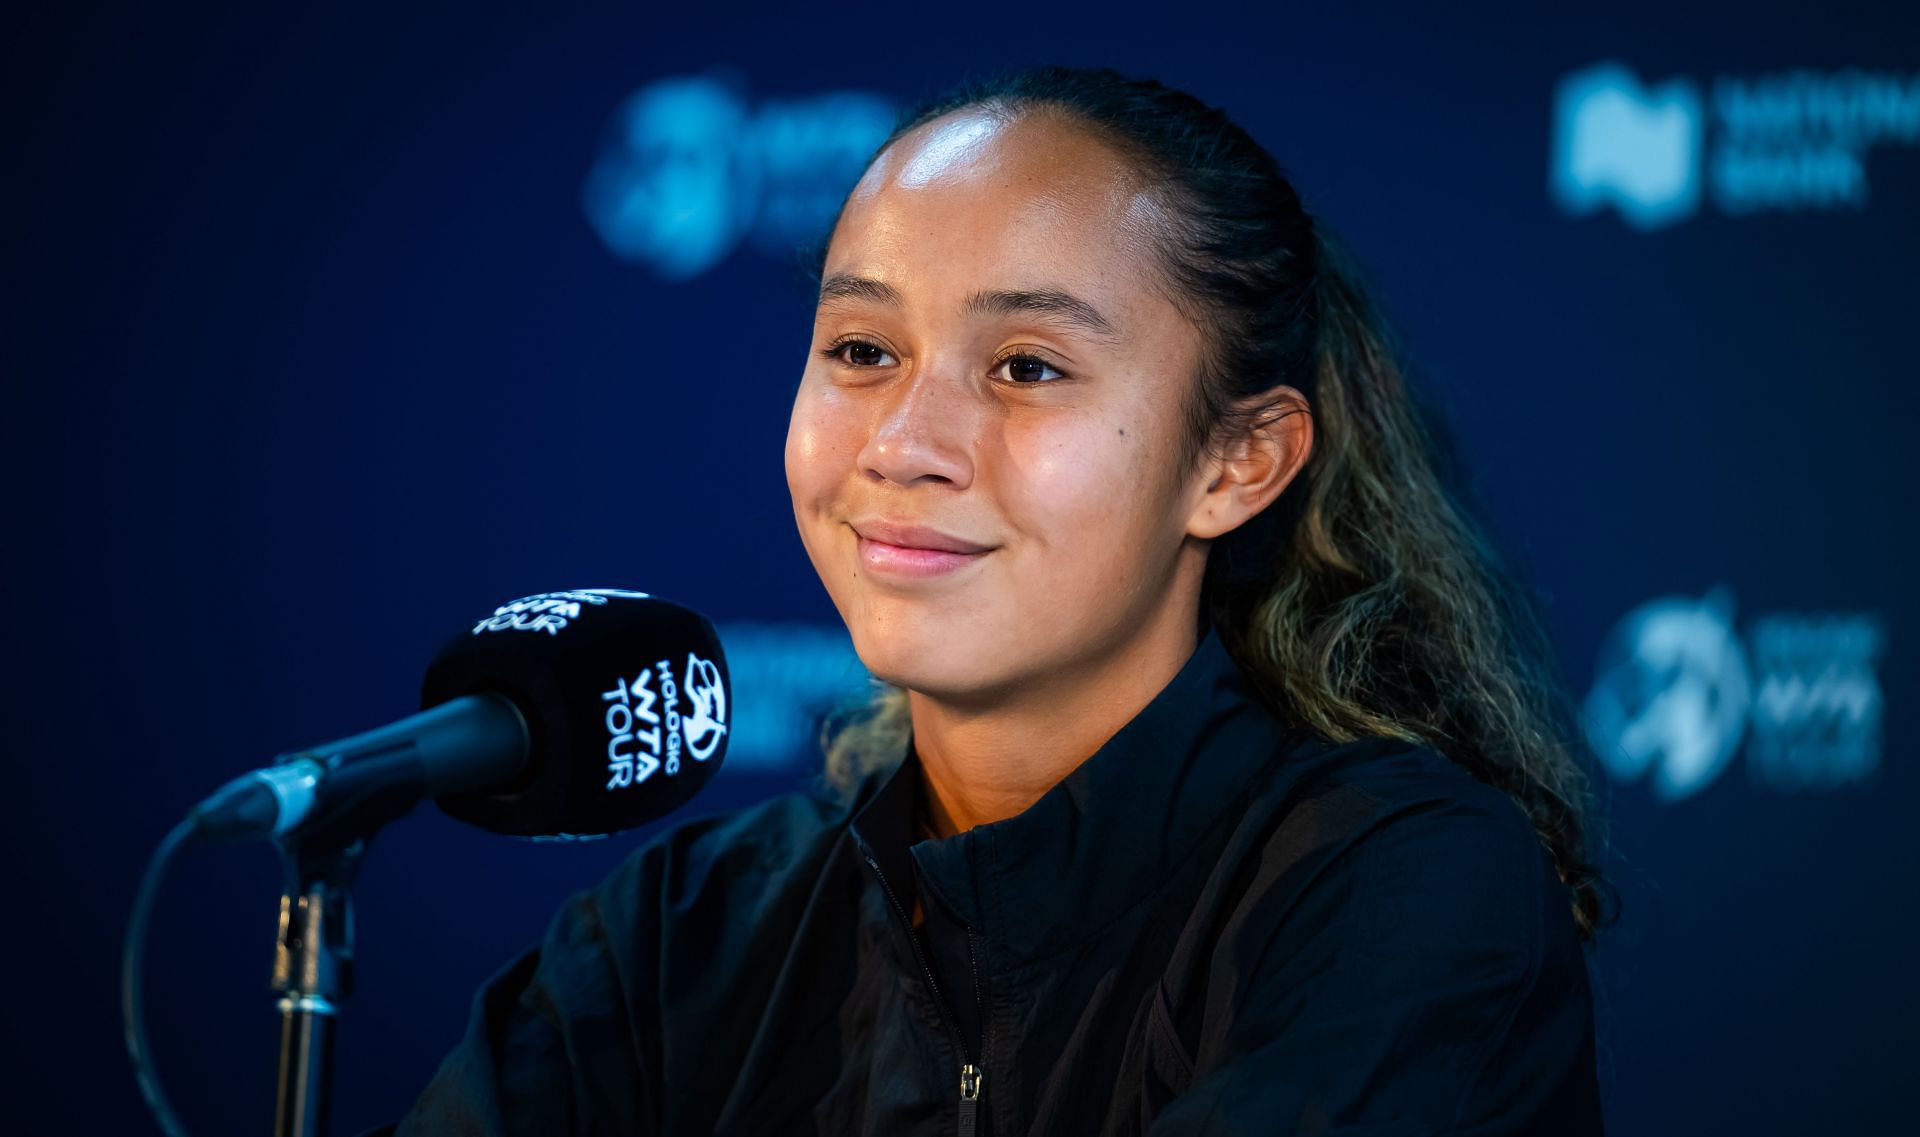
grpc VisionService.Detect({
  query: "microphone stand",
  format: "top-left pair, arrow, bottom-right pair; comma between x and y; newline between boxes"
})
272,832 -> 367,1137
267,759 -> 422,1137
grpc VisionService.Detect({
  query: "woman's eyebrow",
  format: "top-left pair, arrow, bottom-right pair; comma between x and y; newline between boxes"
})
816,273 -> 1123,345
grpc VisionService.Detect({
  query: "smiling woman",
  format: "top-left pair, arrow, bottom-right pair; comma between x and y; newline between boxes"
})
786,105 -> 1304,832
385,65 -> 1615,1137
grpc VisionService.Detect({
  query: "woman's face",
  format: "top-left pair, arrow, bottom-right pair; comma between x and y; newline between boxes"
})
785,109 -> 1219,703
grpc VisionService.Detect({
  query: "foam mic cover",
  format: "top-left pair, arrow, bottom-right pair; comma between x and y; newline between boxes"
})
421,589 -> 729,839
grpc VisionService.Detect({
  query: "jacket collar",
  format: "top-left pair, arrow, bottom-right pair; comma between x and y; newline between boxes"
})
846,628 -> 1298,967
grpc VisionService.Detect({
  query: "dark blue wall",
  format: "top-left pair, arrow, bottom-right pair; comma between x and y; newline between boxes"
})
7,2 -> 1914,1134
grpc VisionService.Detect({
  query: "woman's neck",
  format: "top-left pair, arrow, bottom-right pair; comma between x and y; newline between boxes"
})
909,613 -> 1202,838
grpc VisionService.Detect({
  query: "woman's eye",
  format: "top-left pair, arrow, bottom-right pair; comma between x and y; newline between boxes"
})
994,353 -> 1065,384
819,340 -> 1064,384
820,339 -> 896,368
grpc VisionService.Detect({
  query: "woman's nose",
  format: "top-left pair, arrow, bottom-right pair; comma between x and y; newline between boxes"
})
856,363 -> 977,490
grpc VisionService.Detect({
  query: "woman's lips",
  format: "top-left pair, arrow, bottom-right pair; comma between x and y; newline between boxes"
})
856,535 -> 991,578
851,521 -> 994,578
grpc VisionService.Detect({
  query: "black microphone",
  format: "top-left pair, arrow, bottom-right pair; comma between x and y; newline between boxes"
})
188,588 -> 731,844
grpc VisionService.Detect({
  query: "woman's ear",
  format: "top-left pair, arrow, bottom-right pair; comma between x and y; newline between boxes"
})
1186,386 -> 1313,540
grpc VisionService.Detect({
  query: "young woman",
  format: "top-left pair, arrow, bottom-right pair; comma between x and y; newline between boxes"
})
386,65 -> 1615,1136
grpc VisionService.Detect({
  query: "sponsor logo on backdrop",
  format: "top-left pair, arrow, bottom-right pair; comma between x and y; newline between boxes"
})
1553,60 -> 1920,228
1583,586 -> 1887,801
583,71 -> 897,279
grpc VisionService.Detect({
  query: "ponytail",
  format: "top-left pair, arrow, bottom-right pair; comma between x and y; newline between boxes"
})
1210,219 -> 1616,942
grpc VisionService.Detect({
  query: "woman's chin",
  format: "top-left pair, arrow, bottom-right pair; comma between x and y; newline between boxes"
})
849,625 -> 1002,701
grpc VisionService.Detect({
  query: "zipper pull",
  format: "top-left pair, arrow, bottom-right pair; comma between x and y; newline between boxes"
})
958,1063 -> 984,1137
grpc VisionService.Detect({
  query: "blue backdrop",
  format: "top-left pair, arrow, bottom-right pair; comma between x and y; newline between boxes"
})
7,2 -> 1914,1133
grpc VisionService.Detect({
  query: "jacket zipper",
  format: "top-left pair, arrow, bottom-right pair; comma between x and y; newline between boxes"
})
964,925 -> 994,1137
862,851 -> 987,1137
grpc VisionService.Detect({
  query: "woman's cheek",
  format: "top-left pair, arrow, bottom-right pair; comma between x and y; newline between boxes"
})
1014,420 -> 1148,542
783,381 -> 817,491
786,381 -> 853,513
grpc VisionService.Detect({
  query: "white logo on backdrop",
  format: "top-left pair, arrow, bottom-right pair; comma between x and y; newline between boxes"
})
1584,587 -> 1886,801
1552,63 -> 1705,231
583,71 -> 897,280
1583,588 -> 1751,800
1552,60 -> 1920,227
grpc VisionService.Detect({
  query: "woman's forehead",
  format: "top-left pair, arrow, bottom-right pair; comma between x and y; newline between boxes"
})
874,112 -> 1009,189
868,110 -> 1144,200
824,118 -> 1172,328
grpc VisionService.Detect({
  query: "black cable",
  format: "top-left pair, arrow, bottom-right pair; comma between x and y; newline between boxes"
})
122,815 -> 199,1137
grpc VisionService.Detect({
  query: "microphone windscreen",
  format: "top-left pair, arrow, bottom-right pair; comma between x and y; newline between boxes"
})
420,589 -> 729,838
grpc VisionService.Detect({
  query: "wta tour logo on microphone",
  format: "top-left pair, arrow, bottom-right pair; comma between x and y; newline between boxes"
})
471,589 -> 653,636
602,655 -> 729,790
465,588 -> 731,790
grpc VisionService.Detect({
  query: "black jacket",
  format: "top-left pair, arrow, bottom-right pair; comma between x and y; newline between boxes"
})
384,630 -> 1603,1135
